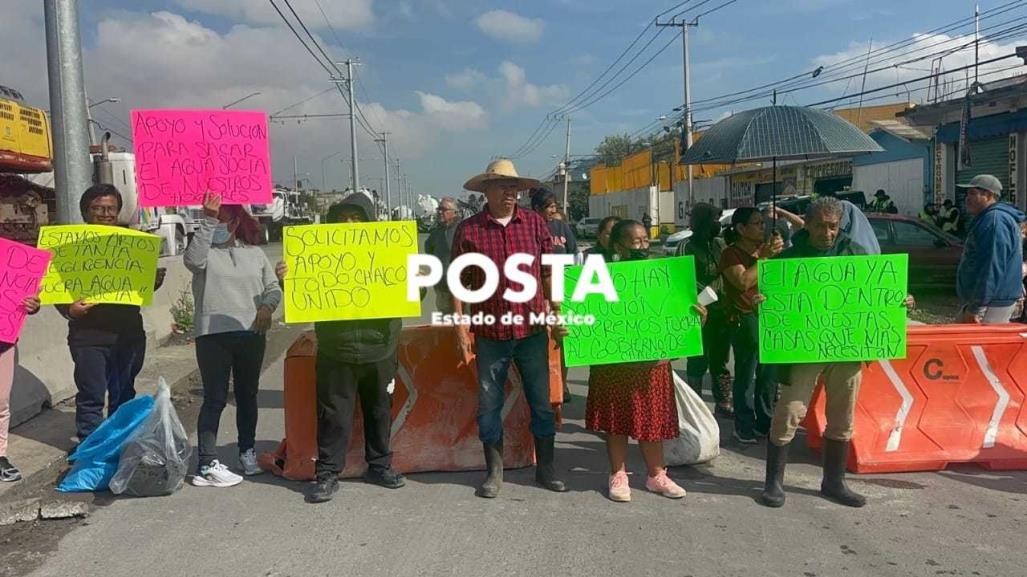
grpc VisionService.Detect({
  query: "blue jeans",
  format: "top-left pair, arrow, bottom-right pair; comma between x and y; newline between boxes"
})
71,340 -> 146,441
730,313 -> 777,438
475,331 -> 554,444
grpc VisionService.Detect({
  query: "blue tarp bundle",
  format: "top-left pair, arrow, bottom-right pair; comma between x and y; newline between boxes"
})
57,395 -> 155,493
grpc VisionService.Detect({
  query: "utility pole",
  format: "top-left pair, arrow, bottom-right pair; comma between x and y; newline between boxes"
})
657,16 -> 698,210
561,117 -> 572,215
293,155 -> 299,189
974,4 -> 980,86
334,59 -> 361,193
376,132 -> 392,220
45,0 -> 92,224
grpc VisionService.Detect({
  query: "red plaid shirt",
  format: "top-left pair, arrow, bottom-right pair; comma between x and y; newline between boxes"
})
451,205 -> 552,341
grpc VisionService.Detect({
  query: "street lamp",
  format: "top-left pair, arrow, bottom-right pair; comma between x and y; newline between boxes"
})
88,97 -> 120,109
222,91 -> 262,109
321,152 -> 345,192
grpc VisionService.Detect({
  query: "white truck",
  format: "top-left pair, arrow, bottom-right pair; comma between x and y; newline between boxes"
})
251,187 -> 314,242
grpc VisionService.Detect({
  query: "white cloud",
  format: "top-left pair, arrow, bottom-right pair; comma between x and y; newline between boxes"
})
1,8 -> 485,193
498,61 -> 568,110
416,92 -> 487,130
173,0 -> 374,30
475,10 -> 544,44
445,68 -> 486,90
812,32 -> 1025,101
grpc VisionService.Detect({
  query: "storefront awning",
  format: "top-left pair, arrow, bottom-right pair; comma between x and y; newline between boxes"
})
936,108 -> 1027,143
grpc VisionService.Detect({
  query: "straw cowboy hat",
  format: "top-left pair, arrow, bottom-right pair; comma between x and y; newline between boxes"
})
463,158 -> 540,193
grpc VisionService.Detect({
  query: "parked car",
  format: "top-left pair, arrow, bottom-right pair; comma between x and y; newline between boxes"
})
575,216 -> 604,238
658,208 -> 736,256
867,214 -> 962,289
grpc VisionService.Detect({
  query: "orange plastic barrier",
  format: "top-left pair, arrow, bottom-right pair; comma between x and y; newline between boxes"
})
803,324 -> 1027,473
259,325 -> 564,480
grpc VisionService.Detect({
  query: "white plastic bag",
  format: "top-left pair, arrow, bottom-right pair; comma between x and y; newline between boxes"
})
109,378 -> 191,497
664,371 -> 720,466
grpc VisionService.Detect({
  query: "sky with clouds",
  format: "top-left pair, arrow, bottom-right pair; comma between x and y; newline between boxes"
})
4,0 -> 1026,198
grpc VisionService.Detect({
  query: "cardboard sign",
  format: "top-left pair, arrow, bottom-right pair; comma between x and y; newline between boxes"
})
37,225 -> 161,306
283,222 -> 421,323
562,256 -> 704,367
132,109 -> 272,207
758,254 -> 909,364
0,238 -> 51,343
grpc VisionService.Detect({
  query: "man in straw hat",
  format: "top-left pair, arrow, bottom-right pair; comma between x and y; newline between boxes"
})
451,158 -> 569,498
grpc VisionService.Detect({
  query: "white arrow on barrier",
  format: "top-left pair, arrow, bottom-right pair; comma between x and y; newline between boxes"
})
391,357 -> 523,437
971,346 -> 1010,449
881,360 -> 914,452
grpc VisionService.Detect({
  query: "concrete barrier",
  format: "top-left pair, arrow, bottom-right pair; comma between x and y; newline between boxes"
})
10,255 -> 192,428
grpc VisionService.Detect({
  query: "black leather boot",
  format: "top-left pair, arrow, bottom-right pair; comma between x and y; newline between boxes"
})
476,438 -> 503,499
758,441 -> 789,508
534,436 -> 568,492
820,439 -> 866,508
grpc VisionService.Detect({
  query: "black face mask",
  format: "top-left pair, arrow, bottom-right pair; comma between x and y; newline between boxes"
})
628,248 -> 650,260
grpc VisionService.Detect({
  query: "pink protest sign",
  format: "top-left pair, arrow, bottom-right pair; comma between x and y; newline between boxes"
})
0,237 -> 51,344
132,109 -> 273,207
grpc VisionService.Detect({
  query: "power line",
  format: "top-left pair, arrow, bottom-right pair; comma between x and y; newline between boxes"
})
281,0 -> 343,76
270,86 -> 335,117
267,0 -> 334,75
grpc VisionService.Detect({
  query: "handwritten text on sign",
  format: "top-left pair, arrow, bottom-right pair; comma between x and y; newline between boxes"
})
563,256 -> 704,367
37,225 -> 161,306
132,109 -> 272,207
283,222 -> 421,323
758,254 -> 908,364
0,238 -> 51,343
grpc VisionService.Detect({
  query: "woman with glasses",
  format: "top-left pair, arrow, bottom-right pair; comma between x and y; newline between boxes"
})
718,207 -> 783,445
57,185 -> 166,443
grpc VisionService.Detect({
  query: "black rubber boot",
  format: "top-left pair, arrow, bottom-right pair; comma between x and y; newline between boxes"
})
534,436 -> 568,492
476,439 -> 503,499
820,439 -> 866,508
758,441 -> 789,508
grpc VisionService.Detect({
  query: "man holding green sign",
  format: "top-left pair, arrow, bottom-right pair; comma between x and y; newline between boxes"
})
757,197 -> 914,510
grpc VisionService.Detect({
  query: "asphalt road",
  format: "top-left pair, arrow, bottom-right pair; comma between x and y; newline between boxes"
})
15,240 -> 1027,577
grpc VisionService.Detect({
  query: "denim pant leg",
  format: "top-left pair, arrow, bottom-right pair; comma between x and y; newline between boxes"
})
110,339 -> 145,416
512,332 -> 555,439
231,334 -> 266,454
71,345 -> 111,441
195,335 -> 233,469
731,313 -> 759,437
475,336 -> 514,444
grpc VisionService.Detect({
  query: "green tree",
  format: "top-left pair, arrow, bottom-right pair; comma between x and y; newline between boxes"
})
594,134 -> 635,166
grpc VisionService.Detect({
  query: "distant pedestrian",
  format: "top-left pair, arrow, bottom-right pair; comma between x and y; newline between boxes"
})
587,219 -> 703,502
941,199 -> 960,235
868,189 -> 898,214
677,203 -> 732,418
919,204 -> 940,228
719,207 -> 783,445
955,175 -> 1026,324
185,192 -> 281,488
424,197 -> 461,314
642,212 -> 653,236
277,193 -> 408,503
59,185 -> 166,443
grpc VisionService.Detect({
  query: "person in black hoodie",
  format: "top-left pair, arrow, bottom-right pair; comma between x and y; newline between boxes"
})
59,185 -> 165,442
276,191 -> 406,503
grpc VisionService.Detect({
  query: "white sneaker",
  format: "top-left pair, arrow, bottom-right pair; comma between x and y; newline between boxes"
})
240,449 -> 261,476
191,460 -> 243,488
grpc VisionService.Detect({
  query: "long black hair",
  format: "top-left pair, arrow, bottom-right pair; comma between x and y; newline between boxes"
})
690,202 -> 722,245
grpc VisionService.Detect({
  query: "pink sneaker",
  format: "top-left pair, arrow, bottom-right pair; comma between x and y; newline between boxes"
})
608,471 -> 631,502
646,470 -> 686,499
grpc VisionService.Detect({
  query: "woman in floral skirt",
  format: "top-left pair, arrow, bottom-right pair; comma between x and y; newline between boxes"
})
586,219 -> 707,502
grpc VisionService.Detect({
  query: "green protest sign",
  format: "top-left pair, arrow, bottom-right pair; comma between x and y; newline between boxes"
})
758,254 -> 908,364
562,256 -> 704,367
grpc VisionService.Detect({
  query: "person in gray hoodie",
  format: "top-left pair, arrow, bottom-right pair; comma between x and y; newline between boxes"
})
276,191 -> 407,503
956,174 -> 1027,324
185,192 -> 282,488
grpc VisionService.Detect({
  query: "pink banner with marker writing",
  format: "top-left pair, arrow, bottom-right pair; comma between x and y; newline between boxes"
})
132,109 -> 273,207
0,237 -> 51,344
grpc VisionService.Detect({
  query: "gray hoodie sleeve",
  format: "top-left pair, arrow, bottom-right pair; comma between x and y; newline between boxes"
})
258,251 -> 283,312
183,217 -> 219,272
